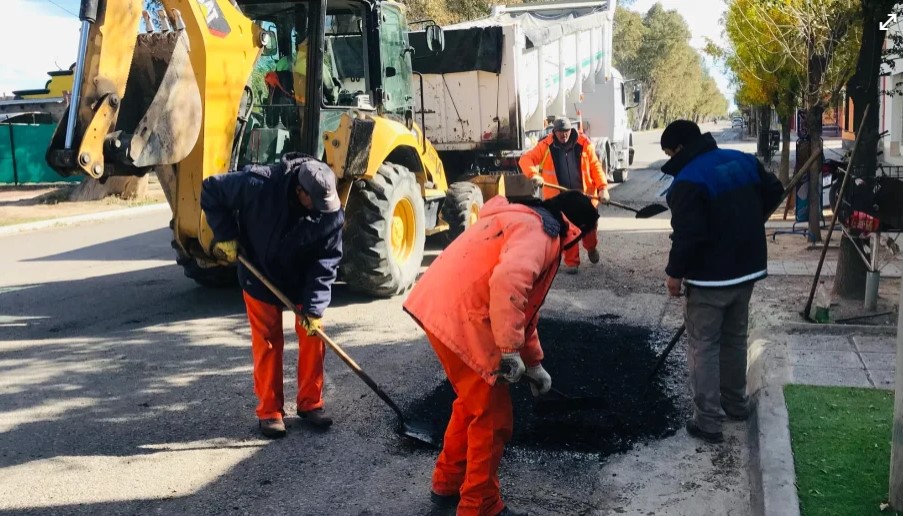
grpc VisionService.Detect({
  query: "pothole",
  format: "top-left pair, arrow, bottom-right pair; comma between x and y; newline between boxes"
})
406,318 -> 689,457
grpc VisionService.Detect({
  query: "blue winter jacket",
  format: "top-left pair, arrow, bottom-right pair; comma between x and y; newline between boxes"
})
662,133 -> 783,287
200,153 -> 344,316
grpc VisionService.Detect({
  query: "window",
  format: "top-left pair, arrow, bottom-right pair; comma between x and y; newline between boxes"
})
378,4 -> 414,118
323,8 -> 370,107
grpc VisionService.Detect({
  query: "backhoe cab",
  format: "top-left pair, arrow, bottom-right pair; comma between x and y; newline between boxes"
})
47,0 -> 483,297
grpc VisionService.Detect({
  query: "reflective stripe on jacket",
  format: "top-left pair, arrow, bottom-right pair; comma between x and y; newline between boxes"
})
518,132 -> 607,203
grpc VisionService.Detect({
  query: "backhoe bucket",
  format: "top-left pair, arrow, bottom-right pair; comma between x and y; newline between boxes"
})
107,30 -> 201,170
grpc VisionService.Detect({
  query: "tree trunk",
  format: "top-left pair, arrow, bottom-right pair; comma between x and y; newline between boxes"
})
757,105 -> 772,159
806,100 -> 825,243
68,176 -> 150,202
779,112 -> 792,185
835,0 -> 895,299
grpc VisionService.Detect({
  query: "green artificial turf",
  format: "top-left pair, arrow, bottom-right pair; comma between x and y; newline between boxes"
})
784,384 -> 898,516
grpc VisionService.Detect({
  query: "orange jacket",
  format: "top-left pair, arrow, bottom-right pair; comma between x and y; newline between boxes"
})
518,132 -> 607,203
404,196 -> 572,385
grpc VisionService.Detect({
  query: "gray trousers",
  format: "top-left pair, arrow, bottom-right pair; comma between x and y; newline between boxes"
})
684,283 -> 755,433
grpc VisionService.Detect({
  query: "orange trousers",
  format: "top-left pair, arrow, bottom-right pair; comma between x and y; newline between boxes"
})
563,223 -> 599,267
243,292 -> 325,420
427,331 -> 513,516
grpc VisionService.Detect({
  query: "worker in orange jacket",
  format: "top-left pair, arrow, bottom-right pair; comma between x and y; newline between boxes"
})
404,190 -> 600,516
519,117 -> 608,274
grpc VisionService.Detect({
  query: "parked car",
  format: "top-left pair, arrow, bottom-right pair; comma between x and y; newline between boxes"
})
731,117 -> 745,128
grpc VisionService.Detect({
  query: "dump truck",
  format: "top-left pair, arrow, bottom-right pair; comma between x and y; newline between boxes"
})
410,0 -> 637,183
46,0 -> 484,297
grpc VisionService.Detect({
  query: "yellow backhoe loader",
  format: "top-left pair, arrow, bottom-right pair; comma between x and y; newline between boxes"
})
47,0 -> 485,297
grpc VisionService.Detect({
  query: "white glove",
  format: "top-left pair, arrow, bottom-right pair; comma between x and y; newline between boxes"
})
525,364 -> 552,396
531,175 -> 544,186
498,352 -> 526,383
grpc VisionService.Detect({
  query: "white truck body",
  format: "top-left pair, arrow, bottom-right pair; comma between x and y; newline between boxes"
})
411,0 -> 634,180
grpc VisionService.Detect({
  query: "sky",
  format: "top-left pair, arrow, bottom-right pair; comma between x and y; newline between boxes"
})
0,0 -> 81,96
627,0 -> 735,111
2,0 -> 735,110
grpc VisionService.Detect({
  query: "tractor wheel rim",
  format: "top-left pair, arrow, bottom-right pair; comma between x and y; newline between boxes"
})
469,203 -> 480,226
391,198 -> 415,262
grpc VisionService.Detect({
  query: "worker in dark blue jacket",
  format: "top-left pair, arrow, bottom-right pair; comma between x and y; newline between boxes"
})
660,120 -> 782,444
201,153 -> 344,439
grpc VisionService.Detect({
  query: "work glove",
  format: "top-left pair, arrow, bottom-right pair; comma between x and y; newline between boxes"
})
531,175 -> 545,187
498,352 -> 526,383
211,240 -> 238,264
525,364 -> 552,396
598,188 -> 611,204
301,316 -> 323,336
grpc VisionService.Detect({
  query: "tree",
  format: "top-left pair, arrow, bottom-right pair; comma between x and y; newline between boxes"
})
612,3 -> 727,130
729,0 -> 859,242
722,0 -> 804,184
834,1 -> 901,299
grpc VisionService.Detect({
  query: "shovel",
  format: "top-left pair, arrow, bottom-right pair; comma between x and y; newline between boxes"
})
495,366 -> 608,413
544,183 -> 669,219
524,376 -> 609,414
237,254 -> 438,449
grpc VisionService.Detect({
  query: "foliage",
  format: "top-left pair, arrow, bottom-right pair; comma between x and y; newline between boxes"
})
785,385 -> 895,516
612,3 -> 728,130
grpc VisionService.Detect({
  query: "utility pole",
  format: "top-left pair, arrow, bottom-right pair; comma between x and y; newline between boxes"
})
889,279 -> 903,508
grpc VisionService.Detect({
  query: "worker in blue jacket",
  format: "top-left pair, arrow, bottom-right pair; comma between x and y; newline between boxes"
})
660,120 -> 782,444
201,153 -> 344,438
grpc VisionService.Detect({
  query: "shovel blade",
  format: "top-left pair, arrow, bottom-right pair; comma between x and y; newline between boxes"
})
533,396 -> 609,414
635,204 -> 669,219
401,421 -> 440,449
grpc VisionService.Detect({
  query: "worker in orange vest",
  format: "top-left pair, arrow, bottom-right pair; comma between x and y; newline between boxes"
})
404,189 -> 600,516
519,117 -> 608,274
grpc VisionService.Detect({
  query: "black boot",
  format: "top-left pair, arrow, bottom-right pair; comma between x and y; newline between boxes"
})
298,408 -> 333,429
429,491 -> 459,508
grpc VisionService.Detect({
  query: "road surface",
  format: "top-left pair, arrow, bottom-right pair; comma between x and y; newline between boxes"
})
0,124 -> 751,515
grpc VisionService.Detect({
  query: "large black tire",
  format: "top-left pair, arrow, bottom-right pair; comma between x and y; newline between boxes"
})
177,255 -> 238,288
612,168 -> 629,183
441,181 -> 484,244
342,162 -> 426,297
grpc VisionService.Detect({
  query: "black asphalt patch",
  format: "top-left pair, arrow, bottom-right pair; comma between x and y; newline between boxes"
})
406,319 -> 688,456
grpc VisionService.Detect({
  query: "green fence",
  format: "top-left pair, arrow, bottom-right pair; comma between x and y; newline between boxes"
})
0,124 -> 78,184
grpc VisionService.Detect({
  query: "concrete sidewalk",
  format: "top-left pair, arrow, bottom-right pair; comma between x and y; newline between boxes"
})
747,310 -> 896,516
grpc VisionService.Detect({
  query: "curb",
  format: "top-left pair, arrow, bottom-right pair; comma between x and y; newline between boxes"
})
747,333 -> 800,516
783,321 -> 896,336
0,203 -> 169,236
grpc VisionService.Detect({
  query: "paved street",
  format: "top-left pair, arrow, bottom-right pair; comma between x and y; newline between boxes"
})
0,125 -> 752,515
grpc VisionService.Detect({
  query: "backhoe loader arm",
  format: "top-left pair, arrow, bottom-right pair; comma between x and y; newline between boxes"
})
47,0 -> 144,178
46,0 -> 268,269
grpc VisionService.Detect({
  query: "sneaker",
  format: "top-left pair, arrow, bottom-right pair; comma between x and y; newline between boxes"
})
497,507 -> 529,516
587,248 -> 600,264
685,420 -> 723,444
430,491 -> 459,508
258,418 -> 286,439
562,265 -> 579,275
298,408 -> 333,429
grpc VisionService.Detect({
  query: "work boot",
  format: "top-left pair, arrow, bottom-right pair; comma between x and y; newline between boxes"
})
685,420 -> 723,444
562,265 -> 578,275
258,418 -> 286,439
429,490 -> 459,508
587,247 -> 600,264
298,408 -> 333,429
496,506 -> 529,516
723,405 -> 750,422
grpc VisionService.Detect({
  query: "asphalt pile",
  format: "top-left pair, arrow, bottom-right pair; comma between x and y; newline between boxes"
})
406,318 -> 688,457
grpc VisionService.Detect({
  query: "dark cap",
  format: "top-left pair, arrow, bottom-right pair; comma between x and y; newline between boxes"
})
297,161 -> 341,213
552,117 -> 572,132
660,119 -> 702,151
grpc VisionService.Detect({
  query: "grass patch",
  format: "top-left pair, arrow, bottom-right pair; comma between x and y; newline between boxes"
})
785,385 -> 898,516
